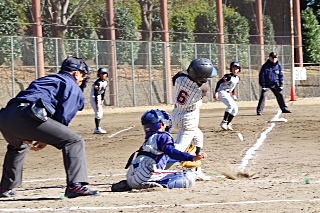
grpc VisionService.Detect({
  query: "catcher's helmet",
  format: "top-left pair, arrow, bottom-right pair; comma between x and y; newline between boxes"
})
187,58 -> 217,86
97,68 -> 109,77
141,109 -> 172,133
60,55 -> 90,75
229,61 -> 241,72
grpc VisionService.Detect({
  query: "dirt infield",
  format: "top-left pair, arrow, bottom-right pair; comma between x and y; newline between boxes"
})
0,98 -> 320,212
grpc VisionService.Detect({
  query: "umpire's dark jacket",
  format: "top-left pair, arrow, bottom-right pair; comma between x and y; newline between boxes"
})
259,60 -> 284,88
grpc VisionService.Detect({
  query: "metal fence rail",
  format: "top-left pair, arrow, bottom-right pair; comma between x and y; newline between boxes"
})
0,36 -> 319,108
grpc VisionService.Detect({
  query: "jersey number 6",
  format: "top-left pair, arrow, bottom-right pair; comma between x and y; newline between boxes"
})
176,90 -> 189,105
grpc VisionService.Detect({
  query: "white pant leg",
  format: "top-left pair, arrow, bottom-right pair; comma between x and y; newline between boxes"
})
126,158 -> 167,189
90,95 -> 103,119
173,109 -> 202,151
219,91 -> 238,116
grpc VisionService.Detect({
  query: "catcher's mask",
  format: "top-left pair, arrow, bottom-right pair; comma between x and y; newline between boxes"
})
60,55 -> 91,91
60,55 -> 90,76
141,109 -> 172,133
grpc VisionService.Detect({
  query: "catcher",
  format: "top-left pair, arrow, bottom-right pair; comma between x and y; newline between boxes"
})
112,109 -> 207,191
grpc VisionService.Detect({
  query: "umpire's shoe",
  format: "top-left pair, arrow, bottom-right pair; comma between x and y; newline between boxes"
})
0,187 -> 16,198
281,107 -> 291,113
65,183 -> 100,198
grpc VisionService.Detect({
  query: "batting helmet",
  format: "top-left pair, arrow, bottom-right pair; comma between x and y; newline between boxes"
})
229,61 -> 241,73
187,58 -> 217,86
97,68 -> 109,78
141,109 -> 172,133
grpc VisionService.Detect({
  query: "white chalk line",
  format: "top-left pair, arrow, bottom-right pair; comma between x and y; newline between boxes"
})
238,109 -> 282,172
108,126 -> 133,138
1,199 -> 320,212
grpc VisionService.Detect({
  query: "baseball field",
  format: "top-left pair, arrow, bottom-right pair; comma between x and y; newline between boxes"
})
0,97 -> 319,212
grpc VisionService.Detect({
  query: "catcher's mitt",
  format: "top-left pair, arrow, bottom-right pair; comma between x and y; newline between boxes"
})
180,145 -> 201,169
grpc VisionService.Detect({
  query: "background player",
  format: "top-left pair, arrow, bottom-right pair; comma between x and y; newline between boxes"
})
0,56 -> 99,198
112,109 -> 207,191
170,58 -> 217,181
214,61 -> 241,131
90,68 -> 109,134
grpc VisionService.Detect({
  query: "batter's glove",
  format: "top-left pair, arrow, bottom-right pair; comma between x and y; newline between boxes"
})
180,145 -> 201,169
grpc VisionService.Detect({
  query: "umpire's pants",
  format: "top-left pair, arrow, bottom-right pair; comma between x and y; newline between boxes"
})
256,85 -> 287,114
0,103 -> 88,190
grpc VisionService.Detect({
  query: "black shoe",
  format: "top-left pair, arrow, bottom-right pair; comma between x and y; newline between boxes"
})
65,183 -> 99,198
0,187 -> 16,198
281,108 -> 291,113
257,112 -> 262,115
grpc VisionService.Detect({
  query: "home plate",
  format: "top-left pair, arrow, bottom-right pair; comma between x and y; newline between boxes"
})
268,118 -> 288,123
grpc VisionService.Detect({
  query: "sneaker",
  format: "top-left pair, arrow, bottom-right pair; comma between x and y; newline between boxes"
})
281,108 -> 291,113
65,183 -> 100,198
192,167 -> 211,181
0,187 -> 16,198
220,120 -> 228,130
227,123 -> 233,131
94,127 -> 106,134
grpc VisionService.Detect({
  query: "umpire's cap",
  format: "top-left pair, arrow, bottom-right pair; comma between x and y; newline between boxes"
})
269,52 -> 278,58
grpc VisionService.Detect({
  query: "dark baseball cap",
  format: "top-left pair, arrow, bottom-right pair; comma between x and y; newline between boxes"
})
269,52 -> 278,58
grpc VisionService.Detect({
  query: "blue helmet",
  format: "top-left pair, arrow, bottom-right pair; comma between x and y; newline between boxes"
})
230,61 -> 241,72
97,68 -> 109,77
141,109 -> 172,133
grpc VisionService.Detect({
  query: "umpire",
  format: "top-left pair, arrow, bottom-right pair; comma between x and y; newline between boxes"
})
0,56 -> 99,198
256,52 -> 291,115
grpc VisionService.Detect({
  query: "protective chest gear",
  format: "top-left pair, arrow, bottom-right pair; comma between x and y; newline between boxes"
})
187,58 -> 217,86
125,132 -> 173,170
97,68 -> 109,78
141,109 -> 172,133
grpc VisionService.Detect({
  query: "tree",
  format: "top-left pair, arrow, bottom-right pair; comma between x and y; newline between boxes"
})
42,0 -> 91,62
0,1 -> 21,65
301,7 -> 320,62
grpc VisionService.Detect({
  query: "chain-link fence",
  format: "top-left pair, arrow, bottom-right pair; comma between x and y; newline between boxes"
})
0,35 -> 319,109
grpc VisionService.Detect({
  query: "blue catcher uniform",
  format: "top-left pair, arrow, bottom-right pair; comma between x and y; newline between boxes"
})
125,110 -> 196,189
0,56 -> 99,198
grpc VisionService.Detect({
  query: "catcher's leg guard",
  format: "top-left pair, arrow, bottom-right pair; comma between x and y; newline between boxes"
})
157,170 -> 195,189
111,180 -> 132,192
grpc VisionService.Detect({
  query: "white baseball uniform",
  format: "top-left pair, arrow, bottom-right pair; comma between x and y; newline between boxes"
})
90,78 -> 107,119
171,72 -> 205,152
215,73 -> 240,116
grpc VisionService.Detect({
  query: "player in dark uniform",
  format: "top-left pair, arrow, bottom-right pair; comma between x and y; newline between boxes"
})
90,68 -> 109,134
0,56 -> 99,198
256,52 -> 291,115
